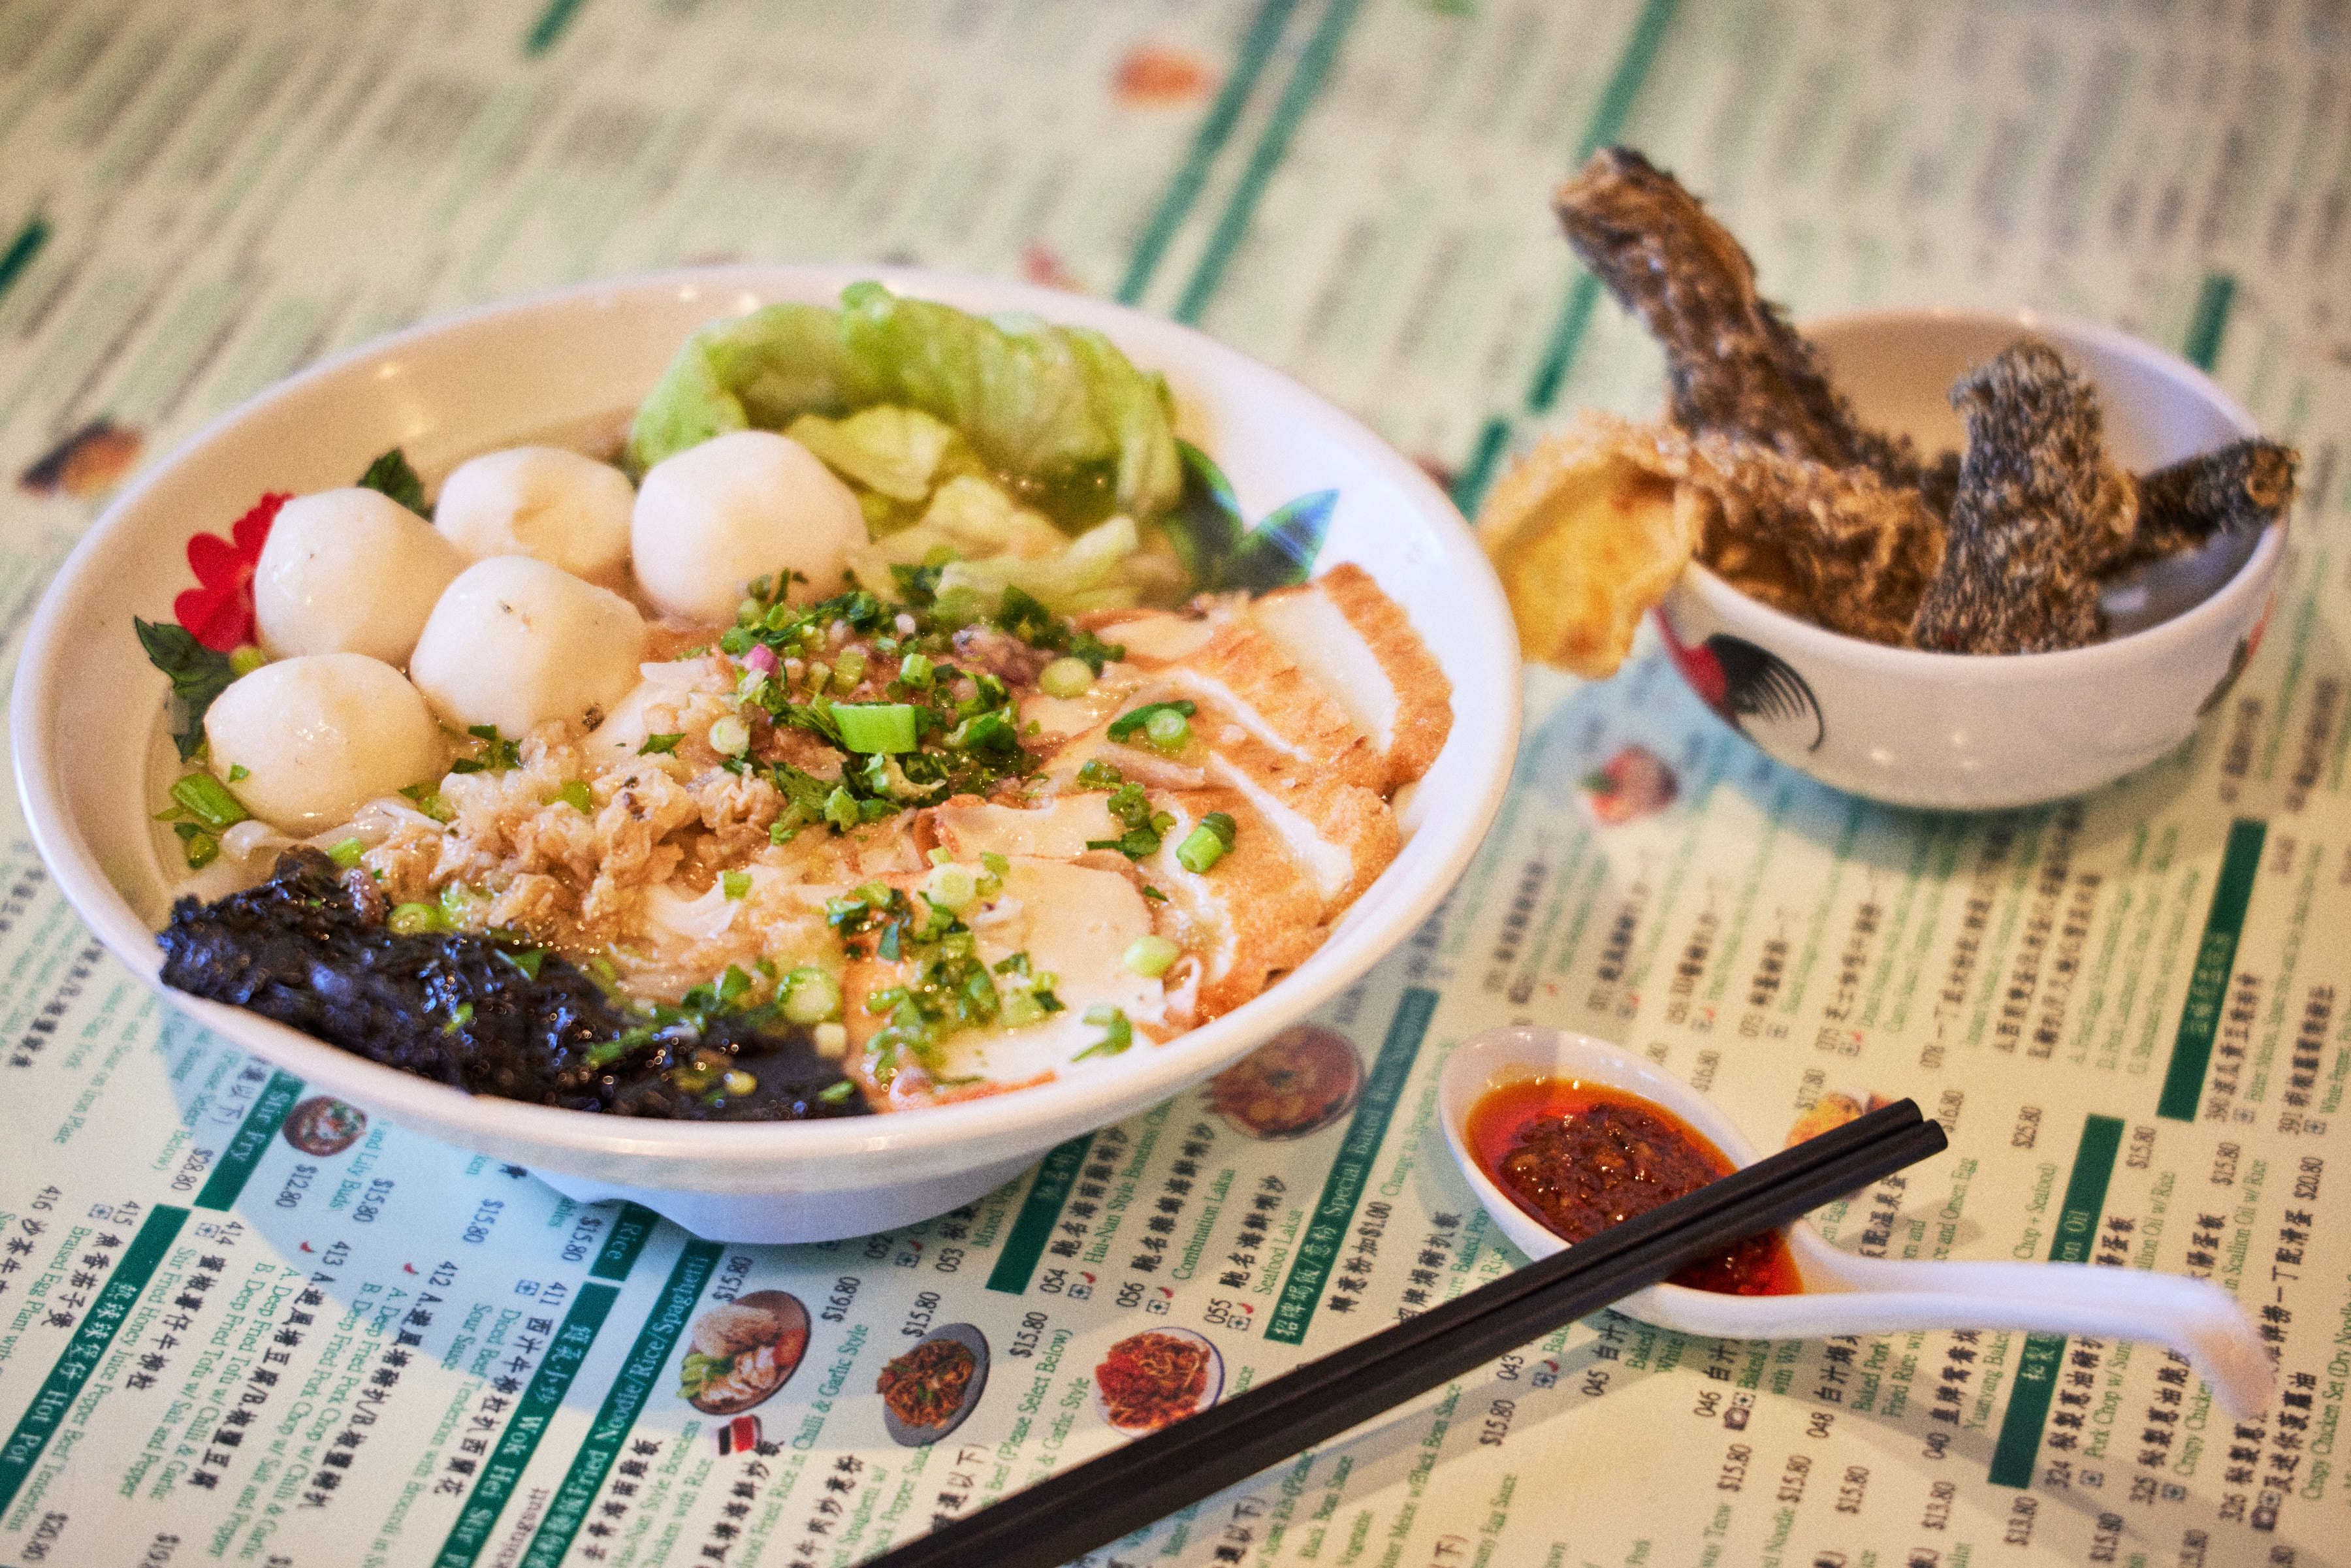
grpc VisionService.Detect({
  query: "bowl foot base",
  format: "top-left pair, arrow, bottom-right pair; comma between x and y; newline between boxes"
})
533,1153 -> 1037,1243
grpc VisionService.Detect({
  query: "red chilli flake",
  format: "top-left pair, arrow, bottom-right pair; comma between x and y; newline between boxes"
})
174,492 -> 288,651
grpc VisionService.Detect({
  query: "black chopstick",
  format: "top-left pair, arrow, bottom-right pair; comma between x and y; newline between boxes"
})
865,1099 -> 1947,1568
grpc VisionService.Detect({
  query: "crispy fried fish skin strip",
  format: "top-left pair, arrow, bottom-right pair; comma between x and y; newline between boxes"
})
1682,432 -> 1944,646
1477,413 -> 1703,679
1913,340 -> 2137,654
2120,438 -> 2297,564
1555,147 -> 1921,484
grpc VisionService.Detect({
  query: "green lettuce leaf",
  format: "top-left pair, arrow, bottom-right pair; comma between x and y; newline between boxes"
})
786,406 -> 958,502
625,284 -> 1181,521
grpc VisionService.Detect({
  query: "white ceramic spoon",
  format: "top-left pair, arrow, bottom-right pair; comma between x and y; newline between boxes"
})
1437,1026 -> 2273,1418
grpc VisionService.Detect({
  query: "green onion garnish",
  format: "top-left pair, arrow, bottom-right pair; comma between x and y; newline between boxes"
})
722,871 -> 750,900
831,702 -> 919,754
1076,1004 -> 1133,1059
639,733 -> 683,756
228,645 -> 267,678
1107,700 -> 1195,745
1143,707 -> 1190,753
389,903 -> 442,936
498,948 -> 547,980
707,716 -> 751,757
554,780 -> 594,813
1038,656 -> 1093,699
227,764 -> 250,782
327,837 -> 366,870
171,772 -> 249,832
781,967 -> 842,1025
1123,935 -> 1180,978
1176,812 -> 1236,874
818,1079 -> 855,1104
182,832 -> 219,871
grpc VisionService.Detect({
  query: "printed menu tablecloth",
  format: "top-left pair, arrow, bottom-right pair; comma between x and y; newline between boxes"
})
2,1 -> 2348,1565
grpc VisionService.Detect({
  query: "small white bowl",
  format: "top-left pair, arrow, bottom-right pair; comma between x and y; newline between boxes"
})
1657,308 -> 2282,811
11,266 -> 1520,1242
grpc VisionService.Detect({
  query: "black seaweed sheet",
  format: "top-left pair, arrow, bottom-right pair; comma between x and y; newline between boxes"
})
159,850 -> 867,1120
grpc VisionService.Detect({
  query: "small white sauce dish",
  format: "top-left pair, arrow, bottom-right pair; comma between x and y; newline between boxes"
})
1438,1026 -> 2271,1416
10,265 -> 1521,1243
1657,308 -> 2284,811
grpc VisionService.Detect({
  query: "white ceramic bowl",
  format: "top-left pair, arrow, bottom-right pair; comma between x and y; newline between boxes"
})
12,265 -> 1520,1242
1657,309 -> 2283,811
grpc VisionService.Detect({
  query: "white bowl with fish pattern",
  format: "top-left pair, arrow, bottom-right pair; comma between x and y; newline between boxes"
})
12,266 -> 1520,1242
1657,309 -> 2282,811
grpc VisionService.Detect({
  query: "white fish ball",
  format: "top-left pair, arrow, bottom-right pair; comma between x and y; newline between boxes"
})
632,430 -> 864,622
434,445 -> 636,588
253,488 -> 468,666
409,556 -> 648,737
204,654 -> 445,833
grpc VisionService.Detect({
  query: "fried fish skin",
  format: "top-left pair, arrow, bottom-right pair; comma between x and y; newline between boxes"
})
2120,438 -> 2297,564
1911,340 -> 2137,654
1554,146 -> 1921,486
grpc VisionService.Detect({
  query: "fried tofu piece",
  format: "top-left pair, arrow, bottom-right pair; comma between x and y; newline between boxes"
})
1140,790 -> 1328,1018
1248,563 -> 1453,790
1479,413 -> 1705,677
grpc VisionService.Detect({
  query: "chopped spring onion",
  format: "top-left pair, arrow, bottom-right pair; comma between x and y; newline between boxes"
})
441,1001 -> 474,1035
639,733 -> 683,756
171,772 -> 249,832
981,852 -> 1010,879
1107,699 -> 1195,744
389,903 -> 443,936
1075,759 -> 1125,790
818,1073 -> 854,1098
897,652 -> 935,690
227,763 -> 250,782
925,863 -> 977,912
720,1069 -> 758,1098
1038,656 -> 1093,699
707,715 -> 751,757
1142,885 -> 1167,902
554,780 -> 594,813
1123,935 -> 1180,978
1144,707 -> 1190,753
831,701 -> 919,754
326,837 -> 366,870
1076,1004 -> 1134,1059
498,948 -> 547,980
1176,811 -> 1236,874
781,967 -> 843,1025
722,870 -> 751,900
182,831 -> 219,871
805,660 -> 831,692
831,650 -> 867,690
228,645 -> 267,677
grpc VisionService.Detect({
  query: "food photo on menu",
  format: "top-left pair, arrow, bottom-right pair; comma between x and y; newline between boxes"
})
0,5 -> 2342,1568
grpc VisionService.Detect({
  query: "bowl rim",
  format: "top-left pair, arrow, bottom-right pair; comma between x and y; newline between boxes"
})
1676,304 -> 2282,675
12,263 -> 1522,1167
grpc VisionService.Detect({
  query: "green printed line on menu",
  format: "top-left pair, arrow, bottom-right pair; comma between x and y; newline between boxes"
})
520,1240 -> 725,1568
0,1204 -> 188,1514
1264,986 -> 1439,1345
2156,819 -> 2267,1122
433,1202 -> 664,1568
1987,1114 -> 2125,1488
987,1134 -> 1096,1296
194,1068 -> 306,1210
